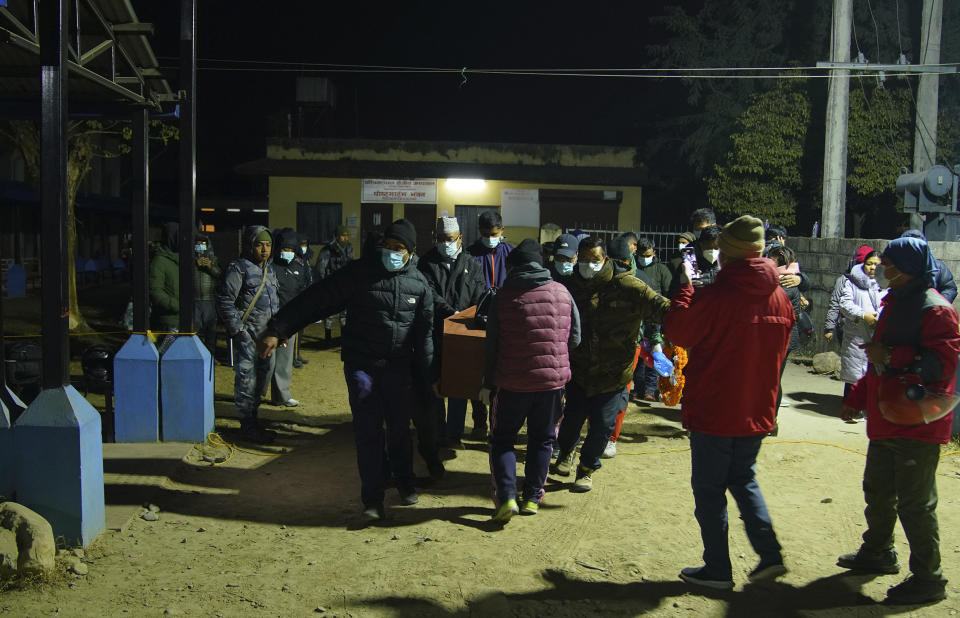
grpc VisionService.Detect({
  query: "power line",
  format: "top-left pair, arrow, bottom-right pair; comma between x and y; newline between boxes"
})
155,65 -> 955,80
155,56 -> 960,73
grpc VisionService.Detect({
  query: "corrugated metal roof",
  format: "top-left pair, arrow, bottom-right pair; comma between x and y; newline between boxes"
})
0,0 -> 172,109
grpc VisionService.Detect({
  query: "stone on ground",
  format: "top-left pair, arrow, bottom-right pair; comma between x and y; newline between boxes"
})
812,352 -> 841,375
0,502 -> 56,576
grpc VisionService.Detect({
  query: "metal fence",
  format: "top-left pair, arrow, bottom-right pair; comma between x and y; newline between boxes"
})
568,224 -> 688,263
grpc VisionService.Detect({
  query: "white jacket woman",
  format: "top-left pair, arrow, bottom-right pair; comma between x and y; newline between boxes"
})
838,256 -> 885,384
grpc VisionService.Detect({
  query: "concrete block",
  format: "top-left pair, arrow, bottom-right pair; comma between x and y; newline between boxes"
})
0,402 -> 11,500
160,336 -> 214,442
113,334 -> 159,442
13,386 -> 105,547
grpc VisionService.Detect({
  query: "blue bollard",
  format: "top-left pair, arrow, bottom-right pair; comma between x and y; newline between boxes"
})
160,335 -> 213,442
14,385 -> 105,547
0,384 -> 25,499
113,334 -> 159,442
0,400 -> 12,500
5,264 -> 25,298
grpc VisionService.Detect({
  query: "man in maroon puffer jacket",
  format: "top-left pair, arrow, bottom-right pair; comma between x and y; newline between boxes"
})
482,238 -> 581,523
664,215 -> 794,590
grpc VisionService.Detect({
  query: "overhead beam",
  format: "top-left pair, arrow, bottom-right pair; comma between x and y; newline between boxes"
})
112,22 -> 153,35
79,38 -> 112,66
79,0 -> 144,85
0,24 -> 155,108
0,6 -> 37,42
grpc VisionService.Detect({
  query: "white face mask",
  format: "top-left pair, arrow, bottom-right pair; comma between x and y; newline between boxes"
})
701,249 -> 720,264
578,261 -> 603,279
280,251 -> 295,262
481,236 -> 501,249
441,240 -> 461,258
678,244 -> 687,251
300,246 -> 308,255
875,264 -> 901,288
194,243 -> 207,253
639,255 -> 654,267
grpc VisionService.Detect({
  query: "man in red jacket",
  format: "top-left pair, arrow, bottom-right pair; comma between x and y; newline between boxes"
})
837,236 -> 959,605
663,215 -> 794,590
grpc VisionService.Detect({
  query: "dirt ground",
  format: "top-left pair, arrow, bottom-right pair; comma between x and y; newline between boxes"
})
3,324 -> 960,617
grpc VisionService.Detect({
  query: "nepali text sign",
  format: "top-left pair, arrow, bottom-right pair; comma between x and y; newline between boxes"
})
361,179 -> 437,203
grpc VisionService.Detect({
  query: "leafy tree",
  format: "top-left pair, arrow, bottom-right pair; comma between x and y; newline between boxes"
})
1,120 -> 178,330
706,79 -> 810,225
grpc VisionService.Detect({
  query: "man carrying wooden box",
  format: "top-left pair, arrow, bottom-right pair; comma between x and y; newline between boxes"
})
480,238 -> 581,523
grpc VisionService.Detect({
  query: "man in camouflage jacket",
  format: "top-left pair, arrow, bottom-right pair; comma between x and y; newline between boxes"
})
553,236 -> 670,492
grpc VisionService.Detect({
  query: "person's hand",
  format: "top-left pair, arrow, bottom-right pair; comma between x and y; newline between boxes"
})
196,256 -> 211,268
841,405 -> 860,422
859,342 -> 889,365
780,274 -> 801,288
824,332 -> 834,341
258,335 -> 280,359
800,295 -> 810,309
478,387 -> 492,406
862,312 -> 878,327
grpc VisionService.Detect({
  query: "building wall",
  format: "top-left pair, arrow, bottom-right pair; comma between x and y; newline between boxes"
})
788,236 -> 960,355
269,176 -> 642,253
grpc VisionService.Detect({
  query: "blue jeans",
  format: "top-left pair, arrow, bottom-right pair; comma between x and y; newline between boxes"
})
689,431 -> 782,578
344,364 -> 416,507
556,383 -> 628,471
488,389 -> 564,505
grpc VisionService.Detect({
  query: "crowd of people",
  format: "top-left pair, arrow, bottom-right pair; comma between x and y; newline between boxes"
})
148,207 -> 958,604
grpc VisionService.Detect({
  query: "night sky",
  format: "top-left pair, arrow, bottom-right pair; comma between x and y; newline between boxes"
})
133,2 -> 697,211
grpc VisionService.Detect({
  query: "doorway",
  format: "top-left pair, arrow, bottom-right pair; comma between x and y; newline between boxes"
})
403,204 -> 437,256
360,203 -> 392,255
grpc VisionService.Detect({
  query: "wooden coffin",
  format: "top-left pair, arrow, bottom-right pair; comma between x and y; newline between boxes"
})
439,305 -> 486,400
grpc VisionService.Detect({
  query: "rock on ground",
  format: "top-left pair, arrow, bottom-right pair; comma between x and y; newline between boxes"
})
812,351 -> 841,375
0,502 -> 56,576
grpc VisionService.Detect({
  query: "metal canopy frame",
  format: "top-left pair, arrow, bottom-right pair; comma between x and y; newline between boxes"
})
0,0 -> 174,110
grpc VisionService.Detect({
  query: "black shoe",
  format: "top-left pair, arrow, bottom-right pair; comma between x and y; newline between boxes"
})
362,503 -> 385,522
297,357 -> 309,365
837,549 -> 900,574
679,566 -> 734,590
469,425 -> 488,442
398,487 -> 419,506
239,421 -> 277,445
885,576 -> 947,605
292,360 -> 303,369
748,560 -> 788,583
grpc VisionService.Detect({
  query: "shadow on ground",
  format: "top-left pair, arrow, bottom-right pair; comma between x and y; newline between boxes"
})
363,569 -> 921,617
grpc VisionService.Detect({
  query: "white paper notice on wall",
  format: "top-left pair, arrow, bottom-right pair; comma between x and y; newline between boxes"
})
501,188 -> 540,227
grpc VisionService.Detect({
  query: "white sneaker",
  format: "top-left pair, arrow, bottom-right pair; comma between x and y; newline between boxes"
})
601,440 -> 617,459
282,398 -> 299,408
780,397 -> 795,407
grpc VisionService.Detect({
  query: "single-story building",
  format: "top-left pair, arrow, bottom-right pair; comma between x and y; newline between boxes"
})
236,138 -> 647,256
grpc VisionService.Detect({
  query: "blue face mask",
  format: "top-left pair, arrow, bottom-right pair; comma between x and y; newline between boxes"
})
556,261 -> 575,276
381,249 -> 406,272
279,251 -> 295,262
194,244 -> 207,253
481,236 -> 501,249
442,240 -> 460,258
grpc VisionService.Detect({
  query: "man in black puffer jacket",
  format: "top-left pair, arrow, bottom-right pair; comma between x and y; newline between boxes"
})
260,220 -> 434,522
267,228 -> 311,407
418,216 -> 486,448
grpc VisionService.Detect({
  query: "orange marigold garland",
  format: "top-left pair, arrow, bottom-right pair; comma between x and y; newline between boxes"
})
658,344 -> 688,407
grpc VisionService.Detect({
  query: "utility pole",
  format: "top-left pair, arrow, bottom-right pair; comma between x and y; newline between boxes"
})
911,0 -> 943,229
820,0 -> 853,239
